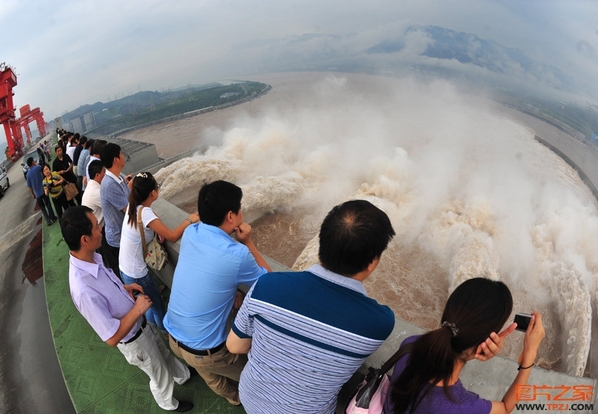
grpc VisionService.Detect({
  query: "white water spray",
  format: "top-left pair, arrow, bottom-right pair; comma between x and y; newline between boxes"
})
155,74 -> 598,375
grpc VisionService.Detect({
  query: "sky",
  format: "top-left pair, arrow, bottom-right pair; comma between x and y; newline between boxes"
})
2,0 -> 598,123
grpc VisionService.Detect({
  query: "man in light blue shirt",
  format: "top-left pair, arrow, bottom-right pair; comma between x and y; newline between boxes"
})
76,138 -> 92,190
100,142 -> 131,278
164,180 -> 271,406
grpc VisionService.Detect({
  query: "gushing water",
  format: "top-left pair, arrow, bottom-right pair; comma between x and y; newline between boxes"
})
155,75 -> 598,376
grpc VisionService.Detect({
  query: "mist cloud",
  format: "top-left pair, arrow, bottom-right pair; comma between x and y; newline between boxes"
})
155,73 -> 598,374
2,0 -> 598,124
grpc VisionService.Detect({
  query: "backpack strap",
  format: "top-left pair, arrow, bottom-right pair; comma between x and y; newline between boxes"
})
137,206 -> 148,258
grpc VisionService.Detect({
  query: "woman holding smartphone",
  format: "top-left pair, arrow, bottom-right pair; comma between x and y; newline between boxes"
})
384,277 -> 545,414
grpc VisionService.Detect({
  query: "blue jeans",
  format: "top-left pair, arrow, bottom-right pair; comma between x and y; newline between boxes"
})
121,270 -> 166,332
36,194 -> 57,223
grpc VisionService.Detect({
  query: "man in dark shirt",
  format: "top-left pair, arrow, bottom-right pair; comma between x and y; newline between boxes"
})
73,136 -> 87,177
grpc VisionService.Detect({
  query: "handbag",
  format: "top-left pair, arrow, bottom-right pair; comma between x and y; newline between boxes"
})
64,181 -> 79,201
345,346 -> 408,414
138,207 -> 168,271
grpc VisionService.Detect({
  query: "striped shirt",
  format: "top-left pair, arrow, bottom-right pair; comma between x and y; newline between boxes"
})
232,264 -> 395,414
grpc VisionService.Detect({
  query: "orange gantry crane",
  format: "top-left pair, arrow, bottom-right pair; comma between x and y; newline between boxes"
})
17,104 -> 46,145
0,63 -> 24,160
0,63 -> 47,160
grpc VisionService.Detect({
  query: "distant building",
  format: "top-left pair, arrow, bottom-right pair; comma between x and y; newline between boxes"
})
67,112 -> 96,133
220,92 -> 240,99
68,116 -> 84,133
54,117 -> 64,131
83,112 -> 96,130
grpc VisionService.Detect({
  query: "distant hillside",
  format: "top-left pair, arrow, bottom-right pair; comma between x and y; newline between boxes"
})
365,25 -> 576,93
60,81 -> 268,136
228,25 -> 596,136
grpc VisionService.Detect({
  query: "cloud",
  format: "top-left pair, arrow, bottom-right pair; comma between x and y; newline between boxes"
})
1,0 -> 598,126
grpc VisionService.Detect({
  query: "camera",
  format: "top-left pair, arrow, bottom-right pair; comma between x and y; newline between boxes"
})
514,313 -> 532,332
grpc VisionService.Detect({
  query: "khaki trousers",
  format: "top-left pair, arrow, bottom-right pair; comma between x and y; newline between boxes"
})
169,336 -> 247,405
118,324 -> 190,410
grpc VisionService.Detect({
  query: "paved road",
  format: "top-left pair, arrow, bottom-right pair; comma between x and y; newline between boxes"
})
0,158 -> 75,413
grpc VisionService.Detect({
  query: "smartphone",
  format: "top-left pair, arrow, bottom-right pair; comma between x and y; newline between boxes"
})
514,313 -> 532,332
132,290 -> 143,299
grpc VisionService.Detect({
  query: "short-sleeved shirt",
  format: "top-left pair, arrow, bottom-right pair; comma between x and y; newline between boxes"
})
100,170 -> 130,248
384,335 -> 492,414
26,164 -> 45,198
66,144 -> 77,163
43,171 -> 64,198
81,179 -> 104,227
52,154 -> 77,183
73,144 -> 83,165
85,155 -> 101,181
69,252 -> 142,343
77,149 -> 90,177
163,222 -> 269,350
232,264 -> 395,414
119,206 -> 158,278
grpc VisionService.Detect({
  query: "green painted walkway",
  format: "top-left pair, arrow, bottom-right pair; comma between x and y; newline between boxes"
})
42,219 -> 245,413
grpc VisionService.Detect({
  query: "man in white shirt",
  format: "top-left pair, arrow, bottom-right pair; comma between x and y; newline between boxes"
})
82,159 -> 114,272
85,139 -> 106,185
66,134 -> 79,166
82,160 -> 105,227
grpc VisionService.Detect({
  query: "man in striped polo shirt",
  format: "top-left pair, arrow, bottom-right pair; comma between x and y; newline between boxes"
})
227,199 -> 396,414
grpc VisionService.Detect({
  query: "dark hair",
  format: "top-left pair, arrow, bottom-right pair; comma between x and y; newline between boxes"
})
86,139 -> 95,150
42,164 -> 51,175
60,206 -> 94,251
100,143 -> 121,169
318,199 -> 395,276
88,160 -> 104,181
389,278 -> 513,414
55,145 -> 62,153
79,136 -> 87,146
26,157 -> 34,167
127,172 -> 158,229
197,180 -> 242,226
92,139 -> 107,156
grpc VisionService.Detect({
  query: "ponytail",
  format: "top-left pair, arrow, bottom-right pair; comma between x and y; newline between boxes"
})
390,328 -> 458,413
127,172 -> 157,229
389,278 -> 513,413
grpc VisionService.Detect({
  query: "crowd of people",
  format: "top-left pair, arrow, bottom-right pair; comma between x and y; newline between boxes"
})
26,130 -> 87,225
44,127 -> 546,413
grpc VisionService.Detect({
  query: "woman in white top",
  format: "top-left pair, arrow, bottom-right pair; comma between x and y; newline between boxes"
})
119,172 -> 199,333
